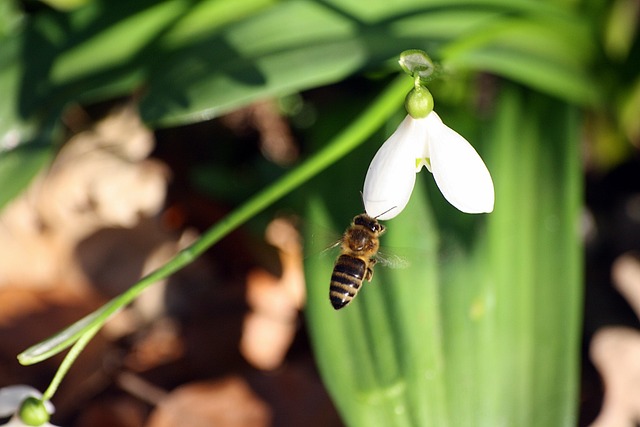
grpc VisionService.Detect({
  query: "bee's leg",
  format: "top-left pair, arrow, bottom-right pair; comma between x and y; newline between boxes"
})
364,258 -> 377,282
364,268 -> 374,282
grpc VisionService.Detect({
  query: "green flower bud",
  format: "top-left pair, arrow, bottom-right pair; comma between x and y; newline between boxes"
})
18,397 -> 50,426
405,86 -> 434,119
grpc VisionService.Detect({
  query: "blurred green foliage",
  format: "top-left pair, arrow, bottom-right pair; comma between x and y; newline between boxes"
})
3,0 -> 631,209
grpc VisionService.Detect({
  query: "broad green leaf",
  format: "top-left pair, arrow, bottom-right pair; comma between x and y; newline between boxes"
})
0,137 -> 55,210
439,15 -> 598,105
11,0 -> 599,129
139,0 -> 367,125
442,48 -> 598,106
0,36 -> 56,211
40,0 -> 92,12
0,0 -> 23,37
140,0 -> 599,125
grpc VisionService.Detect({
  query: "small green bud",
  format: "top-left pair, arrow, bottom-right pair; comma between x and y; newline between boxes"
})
18,397 -> 50,427
405,86 -> 434,119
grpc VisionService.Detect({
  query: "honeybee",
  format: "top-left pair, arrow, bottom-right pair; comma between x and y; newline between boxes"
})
329,212 -> 389,310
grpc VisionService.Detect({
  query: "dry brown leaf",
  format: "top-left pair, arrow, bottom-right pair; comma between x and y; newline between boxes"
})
0,286 -> 109,416
264,217 -> 305,309
116,371 -> 168,405
124,318 -> 184,372
241,270 -> 298,371
589,253 -> 640,426
0,105 -> 169,293
612,254 -> 640,317
74,396 -> 147,427
590,327 -> 640,427
240,218 -> 305,370
222,100 -> 299,166
145,377 -> 271,427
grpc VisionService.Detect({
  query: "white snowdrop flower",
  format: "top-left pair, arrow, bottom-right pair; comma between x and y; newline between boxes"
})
0,386 -> 57,427
363,48 -> 494,220
363,89 -> 494,220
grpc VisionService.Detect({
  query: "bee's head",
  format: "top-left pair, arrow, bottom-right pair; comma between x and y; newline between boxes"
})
353,214 -> 385,234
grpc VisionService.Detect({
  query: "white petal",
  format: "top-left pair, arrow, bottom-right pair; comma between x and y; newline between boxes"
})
0,386 -> 54,421
3,415 -> 28,427
4,415 -> 59,427
0,386 -> 41,418
426,112 -> 494,213
363,115 -> 430,220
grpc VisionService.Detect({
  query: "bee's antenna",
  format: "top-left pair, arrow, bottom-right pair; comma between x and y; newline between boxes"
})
374,206 -> 397,220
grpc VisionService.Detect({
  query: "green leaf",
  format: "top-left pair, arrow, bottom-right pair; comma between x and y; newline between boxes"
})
0,0 -> 23,37
140,0 -> 599,125
476,87 -> 582,426
139,0 -> 368,125
12,0 -> 599,129
0,137 -> 55,210
440,15 -> 599,105
0,36 -> 56,211
18,300 -> 118,365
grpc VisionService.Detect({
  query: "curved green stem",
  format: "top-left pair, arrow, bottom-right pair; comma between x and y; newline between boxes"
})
18,74 -> 413,400
41,322 -> 102,402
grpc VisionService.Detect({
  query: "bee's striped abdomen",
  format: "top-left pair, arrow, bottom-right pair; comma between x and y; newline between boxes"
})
330,255 -> 367,310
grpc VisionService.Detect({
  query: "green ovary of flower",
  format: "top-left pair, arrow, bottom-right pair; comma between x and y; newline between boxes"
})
405,85 -> 434,119
18,397 -> 50,427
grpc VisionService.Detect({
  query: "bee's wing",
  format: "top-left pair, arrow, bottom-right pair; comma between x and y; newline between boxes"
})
303,219 -> 343,258
320,239 -> 342,257
375,250 -> 410,269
